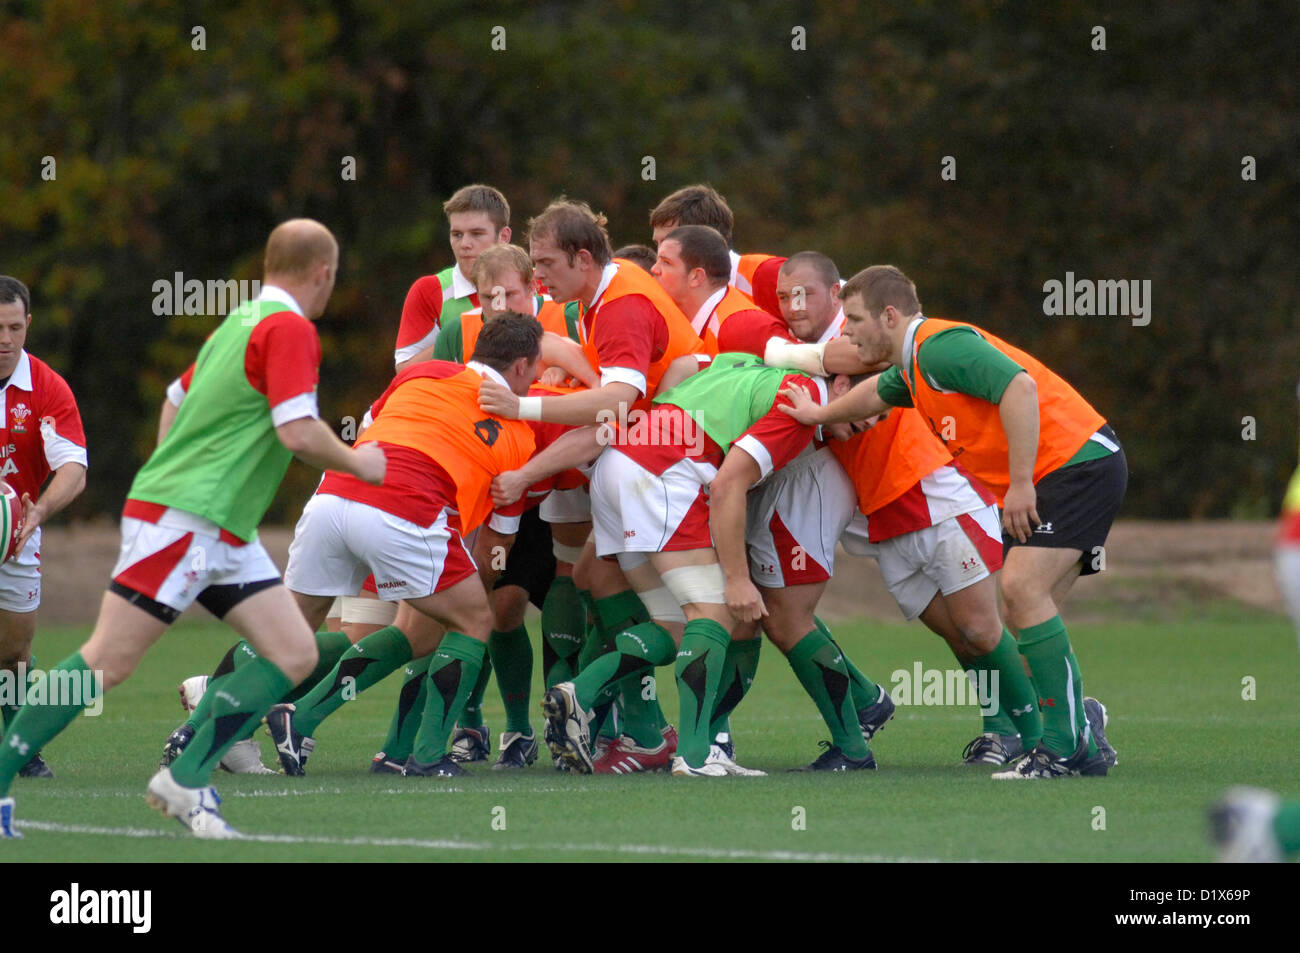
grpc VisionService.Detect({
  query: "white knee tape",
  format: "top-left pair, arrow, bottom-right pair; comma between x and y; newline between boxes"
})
635,586 -> 687,624
615,551 -> 650,572
341,596 -> 399,626
326,597 -> 344,619
660,563 -> 727,606
552,540 -> 586,564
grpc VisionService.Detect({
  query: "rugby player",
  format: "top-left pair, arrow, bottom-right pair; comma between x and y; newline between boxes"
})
394,184 -> 512,369
0,220 -> 385,838
264,315 -> 542,779
780,265 -> 1122,779
0,277 -> 88,780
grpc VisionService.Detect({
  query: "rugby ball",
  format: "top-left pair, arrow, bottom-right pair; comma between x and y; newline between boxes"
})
0,481 -> 23,562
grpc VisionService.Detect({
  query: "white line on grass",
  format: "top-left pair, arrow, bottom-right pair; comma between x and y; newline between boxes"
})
15,819 -> 960,863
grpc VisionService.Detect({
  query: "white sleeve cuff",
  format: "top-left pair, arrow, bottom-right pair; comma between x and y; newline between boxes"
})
732,435 -> 774,482
763,338 -> 827,377
599,366 -> 648,397
489,512 -> 522,535
41,425 -> 89,471
271,391 -> 320,427
393,328 -> 439,367
166,378 -> 187,408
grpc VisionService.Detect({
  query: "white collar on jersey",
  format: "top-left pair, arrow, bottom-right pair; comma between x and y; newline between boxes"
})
257,285 -> 305,317
1,350 -> 33,392
812,306 -> 846,346
728,249 -> 744,289
901,314 -> 927,388
584,262 -> 620,312
450,264 -> 477,300
691,286 -> 727,337
466,360 -> 510,390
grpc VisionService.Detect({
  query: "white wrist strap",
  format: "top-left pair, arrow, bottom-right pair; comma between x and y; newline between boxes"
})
763,338 -> 827,377
516,396 -> 543,421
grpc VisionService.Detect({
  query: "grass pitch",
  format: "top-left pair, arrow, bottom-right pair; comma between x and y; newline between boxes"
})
6,606 -> 1298,862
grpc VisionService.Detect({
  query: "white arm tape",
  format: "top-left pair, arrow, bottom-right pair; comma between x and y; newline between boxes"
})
516,396 -> 543,421
763,338 -> 827,377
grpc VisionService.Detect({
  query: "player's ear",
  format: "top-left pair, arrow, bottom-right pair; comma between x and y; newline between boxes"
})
498,226 -> 512,244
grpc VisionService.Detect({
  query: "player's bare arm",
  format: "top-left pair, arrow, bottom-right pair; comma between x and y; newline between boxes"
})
539,332 -> 600,389
472,525 -> 517,590
656,354 -> 707,392
276,417 -> 387,484
779,373 -> 889,426
16,461 -> 86,551
998,371 -> 1042,542
708,448 -> 767,623
479,378 -> 640,427
823,336 -> 890,376
490,424 -> 605,506
157,396 -> 180,444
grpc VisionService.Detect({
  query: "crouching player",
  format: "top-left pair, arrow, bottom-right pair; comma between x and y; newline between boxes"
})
0,220 -> 385,839
0,277 -> 89,780
264,314 -> 541,779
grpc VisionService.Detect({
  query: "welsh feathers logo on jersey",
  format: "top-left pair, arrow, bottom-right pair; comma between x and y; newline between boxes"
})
9,403 -> 31,434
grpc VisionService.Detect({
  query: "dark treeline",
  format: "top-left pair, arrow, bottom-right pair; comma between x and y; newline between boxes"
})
1,1 -> 1296,522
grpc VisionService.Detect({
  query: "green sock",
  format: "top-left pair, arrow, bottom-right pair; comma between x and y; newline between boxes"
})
1,654 -> 37,730
815,617 -> 880,708
171,657 -> 293,787
786,630 -> 869,758
459,655 -> 493,731
962,660 -> 1017,735
571,621 -> 675,710
293,625 -> 413,738
674,619 -> 731,767
617,679 -> 667,748
968,629 -> 1043,747
1017,616 -> 1086,757
1275,799 -> 1300,855
285,631 -> 353,704
489,625 -> 533,734
379,655 -> 431,761
0,652 -> 98,797
541,578 -> 586,687
709,638 -> 761,737
410,632 -> 486,764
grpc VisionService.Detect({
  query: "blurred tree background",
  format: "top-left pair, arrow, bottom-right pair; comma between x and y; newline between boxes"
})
1,0 -> 1295,523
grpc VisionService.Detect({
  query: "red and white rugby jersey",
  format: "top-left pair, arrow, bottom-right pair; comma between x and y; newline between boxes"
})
0,350 -> 88,500
393,266 -> 480,367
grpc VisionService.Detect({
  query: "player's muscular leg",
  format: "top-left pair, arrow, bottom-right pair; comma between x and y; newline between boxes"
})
757,582 -> 824,652
617,555 -> 686,642
649,549 -> 733,631
225,585 -> 320,684
491,585 -> 530,632
574,536 -> 627,599
393,599 -> 446,657
404,574 -> 494,643
918,593 -> 975,663
1000,547 -> 1085,630
291,590 -> 336,634
0,609 -> 36,675
80,592 -> 172,690
937,575 -> 1004,656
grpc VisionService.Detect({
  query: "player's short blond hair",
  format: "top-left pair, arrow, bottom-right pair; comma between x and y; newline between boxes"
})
840,265 -> 922,317
471,244 -> 534,288
263,219 -> 338,277
443,184 -> 510,231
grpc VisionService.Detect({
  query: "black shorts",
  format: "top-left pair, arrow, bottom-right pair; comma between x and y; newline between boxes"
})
1003,426 -> 1128,576
494,507 -> 557,608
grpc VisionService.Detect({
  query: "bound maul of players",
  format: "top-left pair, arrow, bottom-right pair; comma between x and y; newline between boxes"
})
0,184 -> 1125,840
